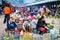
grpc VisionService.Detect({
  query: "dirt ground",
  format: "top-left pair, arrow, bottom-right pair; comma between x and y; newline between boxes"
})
0,15 -> 60,40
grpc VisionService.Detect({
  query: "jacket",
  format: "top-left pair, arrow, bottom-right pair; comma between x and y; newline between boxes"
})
3,7 -> 11,14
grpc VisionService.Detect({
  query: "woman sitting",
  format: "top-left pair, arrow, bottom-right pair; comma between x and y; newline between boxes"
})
36,16 -> 49,34
6,17 -> 18,31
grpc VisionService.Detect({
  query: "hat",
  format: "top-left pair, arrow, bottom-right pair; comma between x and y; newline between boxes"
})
43,5 -> 46,8
27,16 -> 32,20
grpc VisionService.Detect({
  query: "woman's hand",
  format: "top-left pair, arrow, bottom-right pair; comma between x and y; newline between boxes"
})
15,28 -> 17,30
45,26 -> 49,29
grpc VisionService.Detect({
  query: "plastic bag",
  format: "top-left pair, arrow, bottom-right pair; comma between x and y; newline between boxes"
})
2,36 -> 10,40
12,33 -> 19,40
20,32 -> 34,40
43,33 -> 51,40
33,34 -> 43,40
50,28 -> 59,40
20,30 -> 24,36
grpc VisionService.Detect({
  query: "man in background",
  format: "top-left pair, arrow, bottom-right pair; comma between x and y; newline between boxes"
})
0,7 -> 2,15
3,4 -> 11,23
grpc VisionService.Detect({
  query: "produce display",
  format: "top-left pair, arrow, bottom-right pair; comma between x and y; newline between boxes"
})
2,5 -> 60,40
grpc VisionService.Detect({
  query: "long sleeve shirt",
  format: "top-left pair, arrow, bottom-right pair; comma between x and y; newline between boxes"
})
22,21 -> 32,30
7,22 -> 18,29
30,19 -> 38,29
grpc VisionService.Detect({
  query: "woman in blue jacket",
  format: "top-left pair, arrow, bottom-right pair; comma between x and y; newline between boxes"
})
7,18 -> 18,31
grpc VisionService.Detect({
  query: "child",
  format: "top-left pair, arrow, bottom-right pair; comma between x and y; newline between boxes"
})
18,23 -> 23,32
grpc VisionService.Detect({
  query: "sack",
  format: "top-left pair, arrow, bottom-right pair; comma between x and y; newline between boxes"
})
20,36 -> 33,40
33,34 -> 43,40
3,31 -> 12,37
19,36 -> 24,40
20,30 -> 24,36
20,32 -> 34,40
23,32 -> 29,39
50,29 -> 59,40
12,33 -> 19,40
43,33 -> 51,40
12,37 -> 19,40
2,36 -> 10,40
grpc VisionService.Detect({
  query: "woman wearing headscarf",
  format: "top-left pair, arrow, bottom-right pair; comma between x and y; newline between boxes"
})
36,16 -> 49,34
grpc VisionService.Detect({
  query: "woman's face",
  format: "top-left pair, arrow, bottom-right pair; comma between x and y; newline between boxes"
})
21,20 -> 24,23
42,18 -> 45,21
9,17 -> 14,22
18,24 -> 22,27
8,19 -> 12,23
28,19 -> 32,22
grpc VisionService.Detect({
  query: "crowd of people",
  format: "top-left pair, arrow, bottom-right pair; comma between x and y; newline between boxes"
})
3,4 -> 51,35
0,1 -> 60,40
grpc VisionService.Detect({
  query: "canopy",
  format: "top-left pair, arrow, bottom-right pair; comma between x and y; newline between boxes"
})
6,0 -> 57,7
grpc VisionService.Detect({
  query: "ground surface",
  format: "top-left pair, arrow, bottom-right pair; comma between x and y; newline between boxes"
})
0,15 -> 60,40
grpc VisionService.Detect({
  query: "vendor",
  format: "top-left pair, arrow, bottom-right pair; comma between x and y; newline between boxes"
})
22,16 -> 33,32
7,17 -> 18,31
36,16 -> 49,34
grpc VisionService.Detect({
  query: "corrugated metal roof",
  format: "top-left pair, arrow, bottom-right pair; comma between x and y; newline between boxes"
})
6,0 -> 58,7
